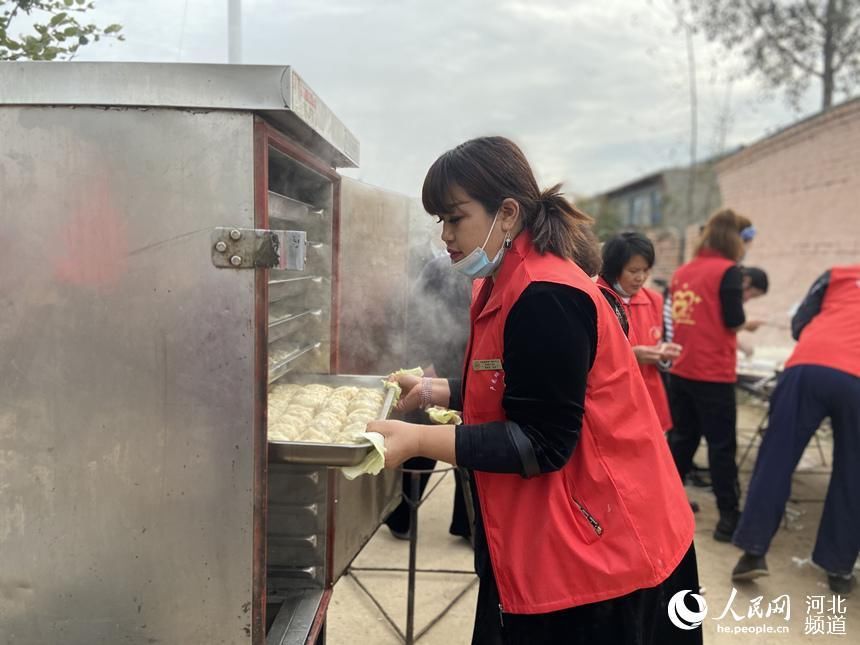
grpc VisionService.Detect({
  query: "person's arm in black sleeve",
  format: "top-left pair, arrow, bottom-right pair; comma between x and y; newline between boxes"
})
454,283 -> 596,477
720,265 -> 746,330
791,270 -> 831,340
447,379 -> 463,411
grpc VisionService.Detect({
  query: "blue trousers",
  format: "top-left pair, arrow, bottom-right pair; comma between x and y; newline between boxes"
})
733,364 -> 860,575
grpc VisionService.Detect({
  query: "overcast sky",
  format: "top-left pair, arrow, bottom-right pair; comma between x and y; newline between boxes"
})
68,0 -> 821,197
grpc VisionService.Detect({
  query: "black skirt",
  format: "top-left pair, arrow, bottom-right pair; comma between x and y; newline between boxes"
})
471,541 -> 703,645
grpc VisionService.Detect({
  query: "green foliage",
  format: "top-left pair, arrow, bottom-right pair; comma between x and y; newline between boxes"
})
0,0 -> 123,61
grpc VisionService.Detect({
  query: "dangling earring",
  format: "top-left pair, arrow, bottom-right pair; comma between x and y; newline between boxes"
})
503,233 -> 512,249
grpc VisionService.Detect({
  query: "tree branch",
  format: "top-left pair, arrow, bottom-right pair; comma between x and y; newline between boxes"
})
2,1 -> 23,31
832,6 -> 860,71
802,0 -> 825,27
744,0 -> 822,77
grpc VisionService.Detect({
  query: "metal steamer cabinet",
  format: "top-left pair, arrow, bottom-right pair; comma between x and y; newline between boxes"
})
0,63 -> 400,645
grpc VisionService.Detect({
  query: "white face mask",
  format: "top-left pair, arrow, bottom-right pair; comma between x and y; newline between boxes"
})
613,281 -> 633,298
451,211 -> 507,279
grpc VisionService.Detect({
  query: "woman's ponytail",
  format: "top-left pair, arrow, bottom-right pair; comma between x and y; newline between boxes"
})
528,184 -> 601,276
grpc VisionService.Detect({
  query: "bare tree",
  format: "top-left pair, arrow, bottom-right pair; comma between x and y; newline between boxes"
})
682,0 -> 860,109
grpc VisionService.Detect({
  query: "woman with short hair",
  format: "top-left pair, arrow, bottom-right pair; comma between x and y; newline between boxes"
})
598,232 -> 680,432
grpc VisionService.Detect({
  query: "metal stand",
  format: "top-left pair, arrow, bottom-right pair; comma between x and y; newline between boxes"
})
737,374 -> 830,474
347,465 -> 478,644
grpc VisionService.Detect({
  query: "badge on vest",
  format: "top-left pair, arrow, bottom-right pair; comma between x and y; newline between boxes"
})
472,359 -> 503,371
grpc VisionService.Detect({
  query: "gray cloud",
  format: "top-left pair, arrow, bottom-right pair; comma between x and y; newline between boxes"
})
76,0 -> 818,197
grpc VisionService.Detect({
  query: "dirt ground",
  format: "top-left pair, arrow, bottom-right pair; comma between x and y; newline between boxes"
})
327,401 -> 858,644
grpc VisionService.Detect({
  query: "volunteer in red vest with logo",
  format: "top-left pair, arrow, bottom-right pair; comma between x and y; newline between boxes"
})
598,232 -> 681,432
730,264 -> 860,595
667,209 -> 761,542
369,137 -> 700,645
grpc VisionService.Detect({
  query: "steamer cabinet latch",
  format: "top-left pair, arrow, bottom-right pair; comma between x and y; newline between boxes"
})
211,228 -> 307,270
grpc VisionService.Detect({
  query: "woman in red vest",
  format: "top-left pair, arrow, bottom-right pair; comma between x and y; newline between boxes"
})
369,137 -> 699,644
598,232 -> 681,432
731,265 -> 860,594
667,209 -> 760,542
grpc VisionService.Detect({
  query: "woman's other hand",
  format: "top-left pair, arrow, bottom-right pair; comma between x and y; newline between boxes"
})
388,373 -> 422,412
658,342 -> 683,361
632,345 -> 664,365
389,374 -> 451,412
366,419 -> 421,468
744,319 -> 764,332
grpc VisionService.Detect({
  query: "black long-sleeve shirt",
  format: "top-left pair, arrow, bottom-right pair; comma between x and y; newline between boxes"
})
450,282 -> 597,476
719,265 -> 746,329
791,270 -> 831,341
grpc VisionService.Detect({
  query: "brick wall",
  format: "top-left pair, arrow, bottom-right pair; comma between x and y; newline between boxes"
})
715,99 -> 860,353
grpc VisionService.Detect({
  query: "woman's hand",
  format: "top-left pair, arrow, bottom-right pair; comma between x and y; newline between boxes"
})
632,344 -> 664,365
366,419 -> 421,468
389,374 -> 451,413
658,342 -> 683,361
388,373 -> 422,412
744,319 -> 764,332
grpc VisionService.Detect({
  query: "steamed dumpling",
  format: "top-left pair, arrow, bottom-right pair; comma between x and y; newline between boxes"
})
348,399 -> 379,414
310,414 -> 341,433
321,398 -> 349,416
268,398 -> 291,417
283,406 -> 314,422
270,383 -> 301,400
347,409 -> 375,425
300,427 -> 331,443
291,392 -> 324,410
356,388 -> 384,401
268,421 -> 302,442
340,421 -> 368,438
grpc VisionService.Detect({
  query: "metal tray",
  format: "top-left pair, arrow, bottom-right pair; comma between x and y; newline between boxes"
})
267,374 -> 396,466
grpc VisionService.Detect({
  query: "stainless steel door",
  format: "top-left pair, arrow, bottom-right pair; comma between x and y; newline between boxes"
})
0,106 -> 257,645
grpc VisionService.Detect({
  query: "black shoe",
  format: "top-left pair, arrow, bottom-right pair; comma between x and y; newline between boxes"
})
388,526 -> 411,541
714,510 -> 740,542
828,573 -> 857,595
732,553 -> 769,581
687,470 -> 713,489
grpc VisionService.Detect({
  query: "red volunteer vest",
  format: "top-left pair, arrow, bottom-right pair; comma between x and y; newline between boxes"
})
669,250 -> 738,383
785,265 -> 860,378
597,279 -> 673,432
466,233 -> 695,614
